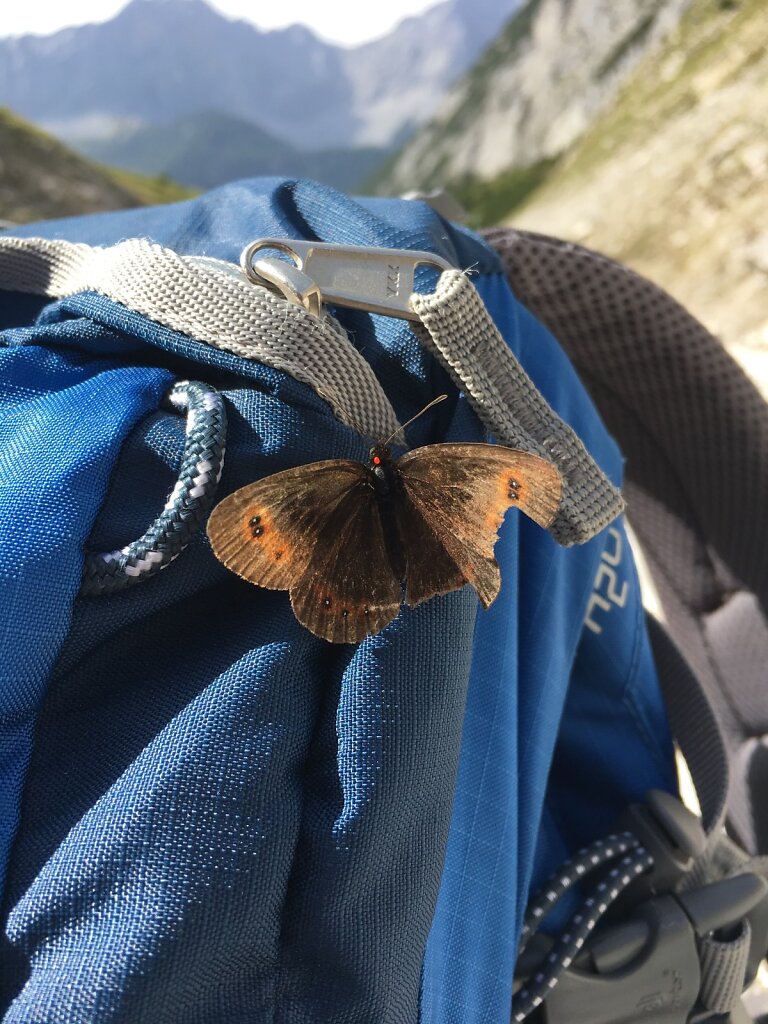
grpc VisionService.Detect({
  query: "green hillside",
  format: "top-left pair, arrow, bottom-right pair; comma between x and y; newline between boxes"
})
0,107 -> 194,224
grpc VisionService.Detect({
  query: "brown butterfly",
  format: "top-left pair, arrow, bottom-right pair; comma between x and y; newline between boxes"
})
206,399 -> 562,644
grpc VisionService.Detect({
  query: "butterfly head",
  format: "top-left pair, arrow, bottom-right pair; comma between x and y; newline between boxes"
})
369,444 -> 393,468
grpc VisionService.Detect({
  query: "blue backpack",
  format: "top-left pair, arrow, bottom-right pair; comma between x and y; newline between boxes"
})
0,179 -> 764,1023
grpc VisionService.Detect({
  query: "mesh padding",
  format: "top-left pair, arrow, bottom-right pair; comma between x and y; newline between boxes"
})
484,227 -> 768,855
484,227 -> 768,611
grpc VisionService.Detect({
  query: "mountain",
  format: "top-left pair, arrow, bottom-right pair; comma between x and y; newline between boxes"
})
76,111 -> 389,192
0,107 -> 193,224
378,0 -> 695,194
342,0 -> 523,146
510,0 -> 768,377
0,0 -> 521,153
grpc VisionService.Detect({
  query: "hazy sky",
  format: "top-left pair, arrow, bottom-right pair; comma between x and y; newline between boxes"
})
0,0 -> 440,46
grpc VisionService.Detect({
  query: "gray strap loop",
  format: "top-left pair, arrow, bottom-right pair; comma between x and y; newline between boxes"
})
80,380 -> 226,595
411,270 -> 624,545
699,919 -> 752,1015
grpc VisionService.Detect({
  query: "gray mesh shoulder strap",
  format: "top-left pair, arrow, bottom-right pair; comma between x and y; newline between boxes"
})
484,225 -> 768,863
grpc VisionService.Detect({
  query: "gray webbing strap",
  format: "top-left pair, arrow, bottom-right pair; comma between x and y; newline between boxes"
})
0,235 -> 623,546
646,614 -> 730,842
0,235 -> 400,443
411,270 -> 624,546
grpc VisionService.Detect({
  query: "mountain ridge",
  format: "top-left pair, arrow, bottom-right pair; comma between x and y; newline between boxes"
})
0,0 -> 521,152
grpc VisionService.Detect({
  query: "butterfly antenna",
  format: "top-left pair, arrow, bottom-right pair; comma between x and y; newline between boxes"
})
382,394 -> 448,448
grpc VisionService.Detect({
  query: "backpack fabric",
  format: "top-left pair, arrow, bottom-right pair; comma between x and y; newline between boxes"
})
0,179 -> 675,1023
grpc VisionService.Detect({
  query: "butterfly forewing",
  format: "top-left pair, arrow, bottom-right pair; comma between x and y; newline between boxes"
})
289,479 -> 402,643
206,460 -> 369,592
396,444 -> 561,608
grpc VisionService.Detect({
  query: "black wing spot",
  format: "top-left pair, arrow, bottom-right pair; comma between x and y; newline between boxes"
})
275,551 -> 283,561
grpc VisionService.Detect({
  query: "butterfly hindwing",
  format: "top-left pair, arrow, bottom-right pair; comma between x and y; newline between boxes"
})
289,478 -> 402,644
396,443 -> 562,608
206,460 -> 369,592
391,490 -> 467,608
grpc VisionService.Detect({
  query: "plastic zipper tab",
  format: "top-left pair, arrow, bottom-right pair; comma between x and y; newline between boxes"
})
240,238 -> 451,321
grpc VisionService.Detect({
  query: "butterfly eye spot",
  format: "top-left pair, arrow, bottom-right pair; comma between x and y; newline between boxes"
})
247,514 -> 266,538
508,478 -> 521,500
323,597 -> 332,608
364,607 -> 370,616
342,609 -> 349,618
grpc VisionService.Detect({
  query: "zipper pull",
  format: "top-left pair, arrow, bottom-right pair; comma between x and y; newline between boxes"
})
240,238 -> 451,322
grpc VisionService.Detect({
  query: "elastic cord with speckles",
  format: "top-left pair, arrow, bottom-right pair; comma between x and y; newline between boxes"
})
513,832 -> 653,1021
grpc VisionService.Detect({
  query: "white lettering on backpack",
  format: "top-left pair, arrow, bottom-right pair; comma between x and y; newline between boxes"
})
584,527 -> 628,635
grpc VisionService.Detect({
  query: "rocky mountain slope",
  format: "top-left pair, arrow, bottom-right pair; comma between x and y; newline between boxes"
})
0,0 -> 519,152
379,0 -> 694,193
511,0 -> 768,381
0,107 -> 192,224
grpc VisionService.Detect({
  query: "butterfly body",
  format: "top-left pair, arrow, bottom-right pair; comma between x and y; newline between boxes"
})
207,441 -> 561,644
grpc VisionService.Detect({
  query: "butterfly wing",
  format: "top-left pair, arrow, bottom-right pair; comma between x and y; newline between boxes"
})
289,478 -> 402,644
396,443 -> 562,608
207,460 -> 370,592
391,492 -> 467,608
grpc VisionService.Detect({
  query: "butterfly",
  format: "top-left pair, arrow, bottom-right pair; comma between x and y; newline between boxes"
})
206,399 -> 562,644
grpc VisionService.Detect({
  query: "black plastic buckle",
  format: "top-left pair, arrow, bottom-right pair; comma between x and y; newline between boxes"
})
514,793 -> 768,1023
515,873 -> 768,1024
618,790 -> 706,896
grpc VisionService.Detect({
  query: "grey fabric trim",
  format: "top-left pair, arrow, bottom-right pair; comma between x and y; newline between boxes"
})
411,269 -> 624,545
482,226 -> 768,608
699,919 -> 752,1015
0,235 -> 401,443
646,615 -> 730,841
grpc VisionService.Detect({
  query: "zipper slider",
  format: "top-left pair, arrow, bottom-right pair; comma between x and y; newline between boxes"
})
240,238 -> 451,322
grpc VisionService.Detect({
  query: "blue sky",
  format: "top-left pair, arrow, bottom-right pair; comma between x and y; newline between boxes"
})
0,0 -> 439,46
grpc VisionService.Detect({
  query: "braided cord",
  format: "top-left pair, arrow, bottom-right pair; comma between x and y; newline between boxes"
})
518,831 -> 641,947
80,380 -> 227,595
513,833 -> 653,1022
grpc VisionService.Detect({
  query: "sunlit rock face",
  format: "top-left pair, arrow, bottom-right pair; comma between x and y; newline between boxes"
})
381,0 -> 694,193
